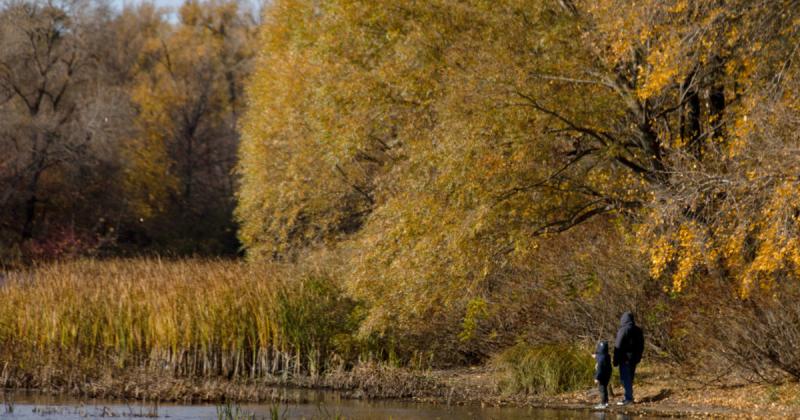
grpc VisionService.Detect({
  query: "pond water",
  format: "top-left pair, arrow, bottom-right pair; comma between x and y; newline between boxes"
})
0,390 -> 665,419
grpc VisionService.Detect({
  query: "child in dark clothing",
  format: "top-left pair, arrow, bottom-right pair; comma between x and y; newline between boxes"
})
593,340 -> 612,409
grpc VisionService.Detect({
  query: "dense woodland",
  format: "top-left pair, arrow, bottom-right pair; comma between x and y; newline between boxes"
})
0,0 -> 257,258
3,0 -> 800,388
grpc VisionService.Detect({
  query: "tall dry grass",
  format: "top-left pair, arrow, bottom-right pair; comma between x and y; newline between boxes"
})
495,343 -> 595,395
0,258 -> 359,387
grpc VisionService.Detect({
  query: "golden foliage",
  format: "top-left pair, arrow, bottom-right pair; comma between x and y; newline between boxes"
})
239,0 -> 630,343
238,0 -> 800,349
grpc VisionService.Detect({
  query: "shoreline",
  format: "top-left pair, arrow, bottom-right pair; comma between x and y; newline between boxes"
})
4,364 -> 800,418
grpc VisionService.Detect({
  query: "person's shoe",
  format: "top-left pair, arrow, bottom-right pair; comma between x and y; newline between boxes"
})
616,400 -> 633,406
593,403 -> 608,410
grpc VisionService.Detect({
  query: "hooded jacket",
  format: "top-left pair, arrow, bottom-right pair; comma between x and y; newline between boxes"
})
613,311 -> 644,367
594,340 -> 612,385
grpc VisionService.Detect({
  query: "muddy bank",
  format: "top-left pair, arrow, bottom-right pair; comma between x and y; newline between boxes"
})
5,363 -> 800,418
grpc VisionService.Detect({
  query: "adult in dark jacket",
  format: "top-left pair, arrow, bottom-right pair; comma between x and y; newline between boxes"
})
613,311 -> 644,405
593,340 -> 612,408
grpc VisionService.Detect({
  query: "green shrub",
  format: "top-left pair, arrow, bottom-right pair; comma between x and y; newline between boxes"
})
497,343 -> 594,395
274,272 -> 362,370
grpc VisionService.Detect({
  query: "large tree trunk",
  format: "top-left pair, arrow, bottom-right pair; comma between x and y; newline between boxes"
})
21,195 -> 37,240
709,84 -> 726,141
681,72 -> 702,160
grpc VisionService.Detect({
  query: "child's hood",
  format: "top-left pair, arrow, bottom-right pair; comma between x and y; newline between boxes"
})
595,340 -> 609,355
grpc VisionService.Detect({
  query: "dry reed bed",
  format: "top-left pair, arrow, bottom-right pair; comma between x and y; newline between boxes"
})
0,258 -> 595,404
0,258 -> 357,389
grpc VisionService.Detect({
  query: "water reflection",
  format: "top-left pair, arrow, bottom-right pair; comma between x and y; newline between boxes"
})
2,391 -> 662,419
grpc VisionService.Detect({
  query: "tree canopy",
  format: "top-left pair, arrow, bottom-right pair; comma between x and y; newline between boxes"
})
237,0 -> 800,348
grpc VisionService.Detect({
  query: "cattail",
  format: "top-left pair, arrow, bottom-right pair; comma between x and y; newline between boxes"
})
0,258 -> 357,388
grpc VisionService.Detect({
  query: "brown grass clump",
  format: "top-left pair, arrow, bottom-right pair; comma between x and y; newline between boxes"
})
0,258 -> 359,390
494,343 -> 594,396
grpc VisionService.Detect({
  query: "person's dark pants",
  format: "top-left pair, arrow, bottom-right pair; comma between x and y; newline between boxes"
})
619,361 -> 637,402
598,382 -> 609,404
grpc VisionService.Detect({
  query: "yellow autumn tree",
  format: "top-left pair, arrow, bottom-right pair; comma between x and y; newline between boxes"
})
239,0 -> 645,355
238,0 -> 800,359
580,0 -> 800,295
